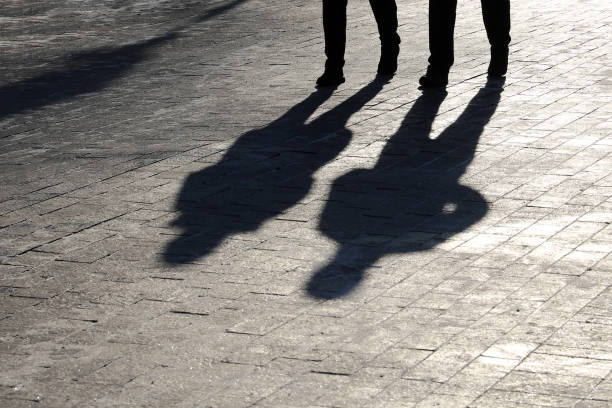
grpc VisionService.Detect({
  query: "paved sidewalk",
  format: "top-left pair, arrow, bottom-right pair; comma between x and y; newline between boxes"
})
1,0 -> 611,407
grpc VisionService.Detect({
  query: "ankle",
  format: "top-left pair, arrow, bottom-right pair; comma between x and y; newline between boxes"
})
380,33 -> 401,47
488,48 -> 508,77
317,64 -> 345,87
419,65 -> 449,87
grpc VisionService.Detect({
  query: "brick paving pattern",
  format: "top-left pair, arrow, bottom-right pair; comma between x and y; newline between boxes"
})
1,0 -> 611,407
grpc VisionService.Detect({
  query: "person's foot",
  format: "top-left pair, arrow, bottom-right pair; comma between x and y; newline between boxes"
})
377,36 -> 400,76
488,47 -> 508,77
316,60 -> 345,87
316,70 -> 345,87
418,65 -> 449,88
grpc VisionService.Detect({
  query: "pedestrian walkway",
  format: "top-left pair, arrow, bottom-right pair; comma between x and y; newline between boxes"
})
1,0 -> 611,407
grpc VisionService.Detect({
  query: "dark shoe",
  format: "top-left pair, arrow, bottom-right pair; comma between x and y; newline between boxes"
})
488,47 -> 508,77
316,70 -> 345,87
418,65 -> 449,88
377,37 -> 400,76
316,60 -> 345,87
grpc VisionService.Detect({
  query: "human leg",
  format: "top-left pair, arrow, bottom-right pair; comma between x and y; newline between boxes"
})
369,0 -> 401,75
481,0 -> 511,76
419,0 -> 457,87
318,0 -> 348,86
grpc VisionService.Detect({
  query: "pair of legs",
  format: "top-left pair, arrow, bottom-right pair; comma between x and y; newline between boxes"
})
421,0 -> 511,87
318,0 -> 401,86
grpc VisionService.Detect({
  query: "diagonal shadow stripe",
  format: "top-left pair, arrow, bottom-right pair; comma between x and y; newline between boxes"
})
0,0 -> 248,120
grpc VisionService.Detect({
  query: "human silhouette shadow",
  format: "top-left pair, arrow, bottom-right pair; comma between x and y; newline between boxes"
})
0,34 -> 176,119
163,78 -> 389,264
307,78 -> 505,299
0,0 -> 247,119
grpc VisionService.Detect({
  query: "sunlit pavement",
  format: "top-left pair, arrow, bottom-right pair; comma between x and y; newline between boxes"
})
1,1 -> 611,407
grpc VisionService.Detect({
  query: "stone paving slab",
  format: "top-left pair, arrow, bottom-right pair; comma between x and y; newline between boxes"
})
1,0 -> 611,407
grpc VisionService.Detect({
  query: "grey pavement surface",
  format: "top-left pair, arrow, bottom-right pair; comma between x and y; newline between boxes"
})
1,0 -> 612,407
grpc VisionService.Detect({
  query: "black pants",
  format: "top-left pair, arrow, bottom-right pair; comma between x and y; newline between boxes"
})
323,0 -> 399,69
428,0 -> 510,69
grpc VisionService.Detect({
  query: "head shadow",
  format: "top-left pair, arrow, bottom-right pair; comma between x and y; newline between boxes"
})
307,78 -> 505,299
163,78 -> 390,264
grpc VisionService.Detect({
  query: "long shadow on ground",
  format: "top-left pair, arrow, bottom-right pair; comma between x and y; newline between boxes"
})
163,78 -> 389,263
0,0 -> 247,119
307,78 -> 505,299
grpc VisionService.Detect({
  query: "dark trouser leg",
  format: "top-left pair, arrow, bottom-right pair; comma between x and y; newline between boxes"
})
481,0 -> 511,50
369,0 -> 400,74
369,0 -> 400,45
323,0 -> 348,70
428,0 -> 457,70
481,0 -> 510,75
